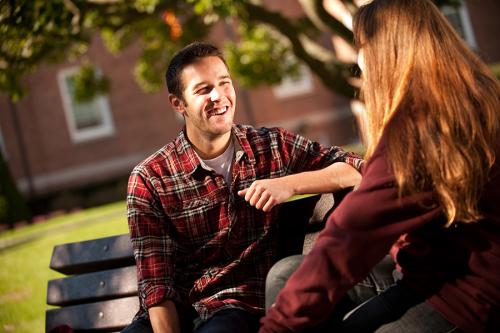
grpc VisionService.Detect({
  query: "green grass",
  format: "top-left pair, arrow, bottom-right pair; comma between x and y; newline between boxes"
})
0,201 -> 129,333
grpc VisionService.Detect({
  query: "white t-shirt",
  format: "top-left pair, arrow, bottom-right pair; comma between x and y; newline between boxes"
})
201,139 -> 235,185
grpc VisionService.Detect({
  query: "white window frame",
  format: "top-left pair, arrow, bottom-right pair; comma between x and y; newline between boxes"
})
272,65 -> 314,99
57,66 -> 115,143
441,1 -> 477,49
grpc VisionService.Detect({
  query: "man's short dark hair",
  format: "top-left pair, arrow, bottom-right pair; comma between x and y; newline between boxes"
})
166,42 -> 227,100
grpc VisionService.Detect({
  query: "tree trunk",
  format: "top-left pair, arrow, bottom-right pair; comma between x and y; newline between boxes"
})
0,149 -> 31,228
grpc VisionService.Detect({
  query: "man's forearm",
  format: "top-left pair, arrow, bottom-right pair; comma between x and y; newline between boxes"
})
289,162 -> 361,194
148,299 -> 181,333
238,162 -> 361,212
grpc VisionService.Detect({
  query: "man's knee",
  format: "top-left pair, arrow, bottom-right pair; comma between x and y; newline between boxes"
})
265,255 -> 304,310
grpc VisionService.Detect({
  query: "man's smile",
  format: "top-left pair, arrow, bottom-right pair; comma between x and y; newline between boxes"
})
206,105 -> 229,118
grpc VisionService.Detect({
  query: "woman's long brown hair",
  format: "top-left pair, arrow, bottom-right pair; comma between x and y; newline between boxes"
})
353,0 -> 500,226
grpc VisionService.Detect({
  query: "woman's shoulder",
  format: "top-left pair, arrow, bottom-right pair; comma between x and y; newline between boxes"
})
362,134 -> 390,177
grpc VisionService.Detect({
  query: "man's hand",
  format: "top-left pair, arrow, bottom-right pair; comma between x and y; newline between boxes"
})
238,178 -> 294,212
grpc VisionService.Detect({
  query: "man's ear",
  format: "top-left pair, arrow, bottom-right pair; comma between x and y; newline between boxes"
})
168,94 -> 185,116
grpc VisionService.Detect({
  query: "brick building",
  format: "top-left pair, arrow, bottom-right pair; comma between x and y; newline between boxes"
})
0,0 -> 498,213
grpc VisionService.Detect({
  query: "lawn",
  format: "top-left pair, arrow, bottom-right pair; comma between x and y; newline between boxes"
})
0,201 -> 129,333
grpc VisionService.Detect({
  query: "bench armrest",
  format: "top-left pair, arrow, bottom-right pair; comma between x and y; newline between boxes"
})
277,187 -> 354,258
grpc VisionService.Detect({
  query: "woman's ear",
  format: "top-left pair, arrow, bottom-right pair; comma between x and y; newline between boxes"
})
168,94 -> 185,116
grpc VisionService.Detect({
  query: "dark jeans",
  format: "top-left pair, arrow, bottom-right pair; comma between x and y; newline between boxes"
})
266,255 -> 462,333
121,308 -> 260,333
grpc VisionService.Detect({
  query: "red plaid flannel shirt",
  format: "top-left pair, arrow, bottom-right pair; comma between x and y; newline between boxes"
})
127,124 -> 363,320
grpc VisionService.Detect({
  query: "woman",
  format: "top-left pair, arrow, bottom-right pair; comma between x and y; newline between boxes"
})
259,0 -> 500,332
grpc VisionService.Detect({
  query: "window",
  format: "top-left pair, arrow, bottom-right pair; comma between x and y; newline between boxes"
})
272,65 -> 314,99
58,66 -> 115,143
441,1 -> 477,48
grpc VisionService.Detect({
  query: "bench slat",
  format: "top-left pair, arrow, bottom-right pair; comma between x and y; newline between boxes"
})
50,234 -> 134,275
46,296 -> 139,332
47,266 -> 138,306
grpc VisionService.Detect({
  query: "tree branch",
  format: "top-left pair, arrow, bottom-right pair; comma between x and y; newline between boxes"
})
298,0 -> 353,43
340,0 -> 358,16
86,0 -> 121,3
241,1 -> 355,98
62,0 -> 81,33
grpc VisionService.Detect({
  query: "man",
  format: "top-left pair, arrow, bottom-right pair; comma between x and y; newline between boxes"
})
123,42 -> 363,333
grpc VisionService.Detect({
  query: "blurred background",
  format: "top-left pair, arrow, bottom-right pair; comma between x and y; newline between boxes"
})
0,0 -> 499,331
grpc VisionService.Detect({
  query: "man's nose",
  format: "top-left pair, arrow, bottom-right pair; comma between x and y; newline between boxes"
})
209,87 -> 221,101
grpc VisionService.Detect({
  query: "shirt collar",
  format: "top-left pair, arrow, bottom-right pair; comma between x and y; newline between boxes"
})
174,128 -> 201,176
174,125 -> 256,177
232,124 -> 256,165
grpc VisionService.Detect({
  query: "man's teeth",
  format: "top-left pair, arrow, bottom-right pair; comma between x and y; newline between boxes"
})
215,107 -> 227,115
209,106 -> 227,116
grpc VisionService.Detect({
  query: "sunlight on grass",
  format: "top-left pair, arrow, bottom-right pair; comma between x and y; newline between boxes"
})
0,201 -> 126,242
0,201 -> 129,333
342,142 -> 366,157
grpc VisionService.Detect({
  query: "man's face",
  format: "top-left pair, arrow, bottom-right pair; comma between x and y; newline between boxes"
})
170,56 -> 236,143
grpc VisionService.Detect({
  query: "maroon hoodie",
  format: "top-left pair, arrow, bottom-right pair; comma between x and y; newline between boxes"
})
259,136 -> 500,333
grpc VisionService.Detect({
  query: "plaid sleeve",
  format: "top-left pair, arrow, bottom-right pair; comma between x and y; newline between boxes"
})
127,167 -> 180,310
275,127 -> 364,174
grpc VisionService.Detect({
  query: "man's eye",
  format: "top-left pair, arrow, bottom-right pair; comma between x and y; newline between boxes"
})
196,87 -> 210,94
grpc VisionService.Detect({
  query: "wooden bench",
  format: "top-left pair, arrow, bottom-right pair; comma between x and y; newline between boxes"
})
46,234 -> 138,332
45,190 -> 350,332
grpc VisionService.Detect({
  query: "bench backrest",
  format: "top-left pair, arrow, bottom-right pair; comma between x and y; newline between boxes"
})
46,234 -> 138,332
